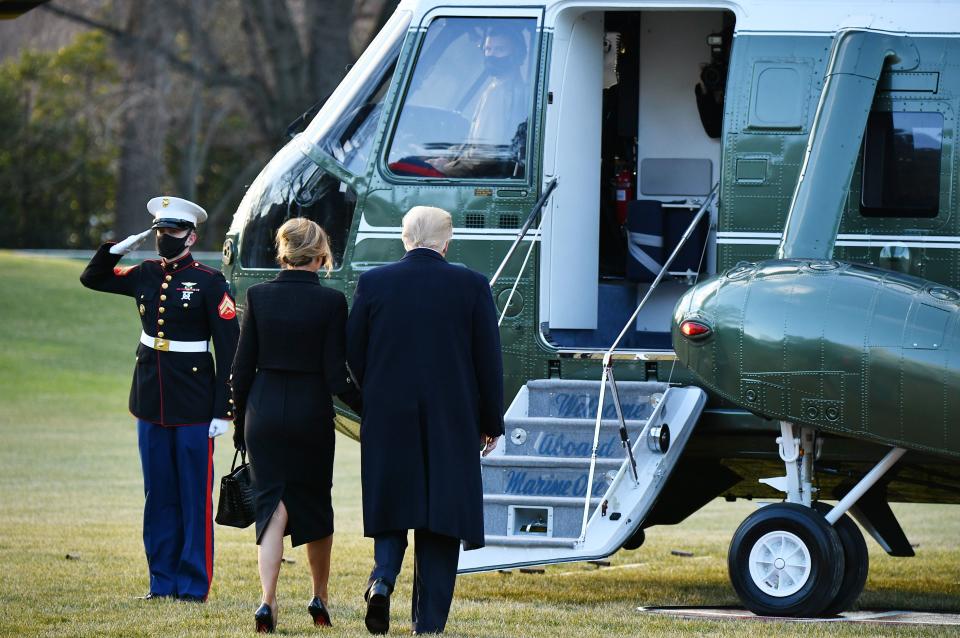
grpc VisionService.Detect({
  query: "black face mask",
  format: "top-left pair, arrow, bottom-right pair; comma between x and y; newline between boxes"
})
156,232 -> 190,259
483,54 -> 514,77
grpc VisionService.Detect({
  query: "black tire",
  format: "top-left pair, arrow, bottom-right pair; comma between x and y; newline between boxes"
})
812,502 -> 869,616
728,503 -> 845,617
622,528 -> 645,550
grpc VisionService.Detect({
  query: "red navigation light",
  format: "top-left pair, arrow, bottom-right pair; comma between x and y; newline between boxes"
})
680,320 -> 712,339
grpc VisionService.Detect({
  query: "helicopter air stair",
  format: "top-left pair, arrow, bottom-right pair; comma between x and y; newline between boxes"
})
458,378 -> 706,573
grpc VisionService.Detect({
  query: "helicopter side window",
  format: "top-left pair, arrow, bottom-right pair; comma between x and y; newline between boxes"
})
317,58 -> 400,176
386,17 -> 537,180
860,111 -> 943,218
240,144 -> 357,269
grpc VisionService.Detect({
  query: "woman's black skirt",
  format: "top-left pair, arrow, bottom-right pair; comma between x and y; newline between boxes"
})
244,369 -> 336,546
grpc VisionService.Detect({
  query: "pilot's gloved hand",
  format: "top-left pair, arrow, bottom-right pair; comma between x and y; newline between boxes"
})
109,229 -> 153,255
208,418 -> 230,439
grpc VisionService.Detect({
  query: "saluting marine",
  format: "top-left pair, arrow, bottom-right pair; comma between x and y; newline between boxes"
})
80,196 -> 239,602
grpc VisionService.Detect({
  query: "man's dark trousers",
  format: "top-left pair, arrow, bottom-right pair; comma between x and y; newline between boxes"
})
370,530 -> 460,633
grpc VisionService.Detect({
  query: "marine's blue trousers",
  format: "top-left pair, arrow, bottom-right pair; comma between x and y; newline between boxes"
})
137,420 -> 214,599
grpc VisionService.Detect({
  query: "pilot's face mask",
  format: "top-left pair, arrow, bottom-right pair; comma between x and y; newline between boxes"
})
483,36 -> 517,76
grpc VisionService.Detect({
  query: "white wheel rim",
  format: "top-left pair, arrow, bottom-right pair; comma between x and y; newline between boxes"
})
747,530 -> 812,597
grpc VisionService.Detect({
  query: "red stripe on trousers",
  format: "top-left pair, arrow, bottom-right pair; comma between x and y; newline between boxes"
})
205,437 -> 214,598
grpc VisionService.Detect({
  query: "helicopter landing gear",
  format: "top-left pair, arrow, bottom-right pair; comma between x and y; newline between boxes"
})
812,502 -> 869,616
729,502 -> 844,616
728,422 -> 906,617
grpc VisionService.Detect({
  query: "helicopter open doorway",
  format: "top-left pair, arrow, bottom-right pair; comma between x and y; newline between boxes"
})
540,9 -> 734,353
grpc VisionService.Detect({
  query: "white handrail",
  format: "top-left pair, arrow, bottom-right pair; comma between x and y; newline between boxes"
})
578,183 -> 719,544
489,178 -> 558,288
498,216 -> 545,326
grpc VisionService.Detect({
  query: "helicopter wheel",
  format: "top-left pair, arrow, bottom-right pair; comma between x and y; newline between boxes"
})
728,503 -> 845,617
812,502 -> 869,616
622,528 -> 645,550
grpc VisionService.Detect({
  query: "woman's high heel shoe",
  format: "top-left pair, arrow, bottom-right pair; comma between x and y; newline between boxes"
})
255,602 -> 275,633
307,596 -> 332,627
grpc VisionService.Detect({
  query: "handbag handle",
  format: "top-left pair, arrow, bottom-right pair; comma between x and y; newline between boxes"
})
231,449 -> 247,470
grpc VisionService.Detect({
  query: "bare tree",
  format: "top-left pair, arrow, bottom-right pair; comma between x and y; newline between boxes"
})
36,0 -> 397,242
113,0 -> 174,236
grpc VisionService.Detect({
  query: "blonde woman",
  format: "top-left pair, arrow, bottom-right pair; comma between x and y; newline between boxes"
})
230,218 -> 361,633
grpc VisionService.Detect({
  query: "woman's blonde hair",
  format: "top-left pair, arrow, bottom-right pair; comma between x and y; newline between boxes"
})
275,217 -> 332,274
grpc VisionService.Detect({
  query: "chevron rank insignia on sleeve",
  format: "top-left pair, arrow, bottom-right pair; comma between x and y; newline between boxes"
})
218,293 -> 236,320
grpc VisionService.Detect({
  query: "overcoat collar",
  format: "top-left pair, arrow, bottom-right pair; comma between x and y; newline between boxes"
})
402,247 -> 446,262
275,269 -> 321,284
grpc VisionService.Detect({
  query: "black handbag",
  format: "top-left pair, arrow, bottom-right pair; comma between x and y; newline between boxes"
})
215,450 -> 256,528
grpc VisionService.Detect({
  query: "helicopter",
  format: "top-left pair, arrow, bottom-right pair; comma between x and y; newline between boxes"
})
220,0 -> 960,618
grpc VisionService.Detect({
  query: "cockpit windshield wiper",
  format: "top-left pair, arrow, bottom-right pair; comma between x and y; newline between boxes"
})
286,95 -> 330,139
295,136 -> 356,188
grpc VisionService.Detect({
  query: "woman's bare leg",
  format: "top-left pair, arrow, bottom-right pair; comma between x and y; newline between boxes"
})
306,535 -> 333,603
258,501 -> 289,610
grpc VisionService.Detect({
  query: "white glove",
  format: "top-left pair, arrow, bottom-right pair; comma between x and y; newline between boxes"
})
109,229 -> 153,255
209,418 -> 230,439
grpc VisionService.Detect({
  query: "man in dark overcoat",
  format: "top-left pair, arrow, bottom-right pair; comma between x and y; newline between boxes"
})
346,205 -> 504,634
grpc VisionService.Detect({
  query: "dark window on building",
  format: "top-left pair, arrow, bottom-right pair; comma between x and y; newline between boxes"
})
239,143 -> 356,269
386,16 -> 537,181
861,111 -> 943,218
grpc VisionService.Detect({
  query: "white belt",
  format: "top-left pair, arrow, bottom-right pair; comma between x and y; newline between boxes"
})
140,330 -> 209,353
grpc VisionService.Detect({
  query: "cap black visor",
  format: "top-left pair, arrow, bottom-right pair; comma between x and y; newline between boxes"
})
151,218 -> 195,230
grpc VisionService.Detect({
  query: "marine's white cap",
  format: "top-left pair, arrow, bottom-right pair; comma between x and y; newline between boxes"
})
147,196 -> 208,229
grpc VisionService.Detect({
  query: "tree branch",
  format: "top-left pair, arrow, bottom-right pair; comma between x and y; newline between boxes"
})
41,2 -> 256,92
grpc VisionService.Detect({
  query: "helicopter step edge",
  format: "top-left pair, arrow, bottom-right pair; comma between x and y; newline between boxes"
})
458,379 -> 706,573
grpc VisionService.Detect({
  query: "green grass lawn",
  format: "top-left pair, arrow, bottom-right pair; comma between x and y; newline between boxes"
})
0,250 -> 958,637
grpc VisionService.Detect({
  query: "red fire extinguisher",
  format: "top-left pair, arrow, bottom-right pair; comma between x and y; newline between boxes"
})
613,168 -> 633,225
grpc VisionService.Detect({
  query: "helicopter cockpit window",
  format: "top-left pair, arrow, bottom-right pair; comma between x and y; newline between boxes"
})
304,10 -> 410,176
239,143 -> 356,269
386,17 -> 537,180
861,111 -> 943,218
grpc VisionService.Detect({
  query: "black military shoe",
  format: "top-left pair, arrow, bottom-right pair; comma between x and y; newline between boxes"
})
364,579 -> 391,635
177,594 -> 206,603
137,592 -> 173,601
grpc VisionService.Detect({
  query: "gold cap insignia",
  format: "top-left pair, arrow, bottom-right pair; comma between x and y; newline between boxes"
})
161,197 -> 170,208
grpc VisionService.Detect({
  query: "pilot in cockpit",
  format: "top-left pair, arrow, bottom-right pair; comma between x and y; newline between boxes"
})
425,26 -> 530,178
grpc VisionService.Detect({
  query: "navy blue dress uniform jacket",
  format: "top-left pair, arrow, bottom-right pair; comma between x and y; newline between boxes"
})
80,244 -> 240,425
346,248 -> 504,549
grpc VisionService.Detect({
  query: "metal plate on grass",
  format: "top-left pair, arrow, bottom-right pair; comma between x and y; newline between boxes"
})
637,606 -> 960,626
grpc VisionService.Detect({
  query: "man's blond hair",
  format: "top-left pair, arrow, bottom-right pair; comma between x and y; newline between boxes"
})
401,206 -> 453,252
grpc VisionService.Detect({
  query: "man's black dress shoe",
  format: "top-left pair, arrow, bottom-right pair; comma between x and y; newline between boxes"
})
307,596 -> 332,627
364,579 -> 391,635
255,602 -> 275,633
177,594 -> 205,603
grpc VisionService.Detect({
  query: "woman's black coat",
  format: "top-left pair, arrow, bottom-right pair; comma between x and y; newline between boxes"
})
346,248 -> 504,549
230,270 -> 359,442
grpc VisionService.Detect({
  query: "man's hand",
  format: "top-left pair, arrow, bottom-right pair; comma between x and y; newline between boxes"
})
425,157 -> 451,173
208,418 -> 230,439
109,229 -> 153,255
480,434 -> 500,457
